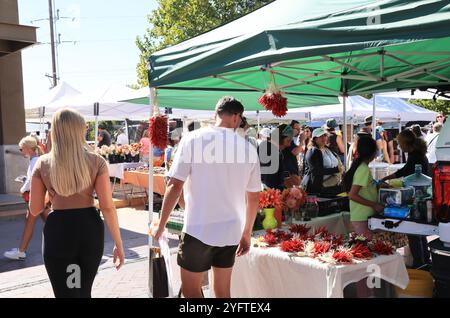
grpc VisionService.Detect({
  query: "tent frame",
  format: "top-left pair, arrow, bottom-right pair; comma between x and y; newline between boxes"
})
173,49 -> 450,98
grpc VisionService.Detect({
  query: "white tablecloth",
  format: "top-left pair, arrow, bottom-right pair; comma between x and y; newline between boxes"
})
291,212 -> 351,236
108,162 -> 144,180
231,247 -> 409,298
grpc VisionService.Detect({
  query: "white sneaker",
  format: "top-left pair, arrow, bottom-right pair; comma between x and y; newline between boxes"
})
3,248 -> 26,260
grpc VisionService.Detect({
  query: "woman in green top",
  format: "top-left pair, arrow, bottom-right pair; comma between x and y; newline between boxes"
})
344,136 -> 384,240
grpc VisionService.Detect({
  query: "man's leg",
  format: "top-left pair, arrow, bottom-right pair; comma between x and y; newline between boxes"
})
211,266 -> 233,298
180,268 -> 206,298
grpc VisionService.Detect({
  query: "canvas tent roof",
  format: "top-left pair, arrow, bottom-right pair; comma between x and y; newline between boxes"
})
128,0 -> 450,112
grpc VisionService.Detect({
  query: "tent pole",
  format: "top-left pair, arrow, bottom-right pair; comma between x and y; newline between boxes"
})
94,102 -> 99,148
257,110 -> 260,133
398,117 -> 403,164
343,95 -> 348,169
372,94 -> 376,140
124,119 -> 129,143
148,87 -> 155,297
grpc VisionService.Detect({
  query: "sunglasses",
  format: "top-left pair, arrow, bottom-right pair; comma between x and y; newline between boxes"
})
437,115 -> 444,118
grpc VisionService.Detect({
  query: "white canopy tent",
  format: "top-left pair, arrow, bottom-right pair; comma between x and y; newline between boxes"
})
26,84 -> 149,121
25,81 -> 81,111
368,96 -> 438,123
300,95 -> 438,123
376,89 -> 450,100
25,82 -> 82,135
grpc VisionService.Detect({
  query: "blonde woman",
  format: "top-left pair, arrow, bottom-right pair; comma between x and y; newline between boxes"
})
4,136 -> 47,260
30,108 -> 124,298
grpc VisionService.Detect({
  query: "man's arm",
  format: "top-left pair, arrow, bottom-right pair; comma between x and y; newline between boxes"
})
153,177 -> 184,240
237,191 -> 260,257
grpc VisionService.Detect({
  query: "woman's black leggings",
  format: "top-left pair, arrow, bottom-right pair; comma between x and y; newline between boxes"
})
43,207 -> 104,298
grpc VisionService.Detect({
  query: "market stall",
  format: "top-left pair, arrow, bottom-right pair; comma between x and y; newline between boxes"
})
131,0 -> 450,298
123,170 -> 167,197
231,246 -> 408,298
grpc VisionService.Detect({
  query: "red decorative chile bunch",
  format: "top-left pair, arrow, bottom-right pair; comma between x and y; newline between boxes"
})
149,115 -> 168,150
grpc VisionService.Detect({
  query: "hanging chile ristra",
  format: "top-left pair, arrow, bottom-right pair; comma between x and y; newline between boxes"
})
149,114 -> 168,150
258,73 -> 288,117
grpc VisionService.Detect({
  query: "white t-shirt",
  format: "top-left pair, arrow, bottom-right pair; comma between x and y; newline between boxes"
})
168,126 -> 262,247
21,156 -> 39,193
426,132 -> 440,164
116,133 -> 129,145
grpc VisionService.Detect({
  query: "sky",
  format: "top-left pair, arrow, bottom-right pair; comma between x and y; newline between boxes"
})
18,0 -> 157,106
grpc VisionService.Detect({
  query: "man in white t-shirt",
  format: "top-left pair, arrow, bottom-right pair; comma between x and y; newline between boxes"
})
154,96 -> 261,298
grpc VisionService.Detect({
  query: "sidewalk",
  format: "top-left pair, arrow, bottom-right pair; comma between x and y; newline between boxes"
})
0,207 -> 183,298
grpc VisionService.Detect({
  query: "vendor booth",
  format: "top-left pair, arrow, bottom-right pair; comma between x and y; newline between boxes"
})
130,0 -> 450,298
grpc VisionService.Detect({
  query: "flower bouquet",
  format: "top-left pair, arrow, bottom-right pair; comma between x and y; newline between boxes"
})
130,143 -> 141,162
120,144 -> 132,162
259,188 -> 282,230
281,186 -> 307,223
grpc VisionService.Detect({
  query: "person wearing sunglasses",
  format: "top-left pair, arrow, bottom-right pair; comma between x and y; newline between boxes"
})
436,112 -> 446,125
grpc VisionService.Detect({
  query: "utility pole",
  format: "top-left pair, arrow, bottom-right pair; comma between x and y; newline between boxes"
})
48,0 -> 58,88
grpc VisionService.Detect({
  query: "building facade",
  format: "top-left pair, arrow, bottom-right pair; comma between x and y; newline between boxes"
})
0,0 -> 37,193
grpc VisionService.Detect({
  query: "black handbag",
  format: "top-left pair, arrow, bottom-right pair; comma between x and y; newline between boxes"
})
149,247 -> 169,298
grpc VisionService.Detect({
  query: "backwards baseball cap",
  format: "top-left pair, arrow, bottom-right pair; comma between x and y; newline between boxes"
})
312,127 -> 327,138
325,118 -> 338,130
280,125 -> 294,138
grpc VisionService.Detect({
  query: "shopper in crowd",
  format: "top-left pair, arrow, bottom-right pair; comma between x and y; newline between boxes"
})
139,130 -> 151,164
237,116 -> 258,148
289,120 -> 302,157
347,131 -> 372,168
97,123 -> 111,147
301,127 -> 344,196
165,129 -> 182,171
381,129 -> 430,268
30,108 -> 124,298
115,127 -> 129,146
436,112 -> 446,125
3,136 -> 48,261
426,122 -> 442,172
344,137 -> 383,239
259,124 -> 298,190
298,125 -> 312,177
376,126 -> 392,164
257,127 -> 271,146
324,118 -> 345,163
410,124 -> 425,140
153,96 -> 261,298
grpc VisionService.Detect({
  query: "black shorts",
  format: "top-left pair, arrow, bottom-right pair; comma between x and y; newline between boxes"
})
177,233 -> 238,273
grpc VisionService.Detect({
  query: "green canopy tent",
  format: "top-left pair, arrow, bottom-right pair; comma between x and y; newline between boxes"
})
128,0 -> 450,154
138,1 -> 450,296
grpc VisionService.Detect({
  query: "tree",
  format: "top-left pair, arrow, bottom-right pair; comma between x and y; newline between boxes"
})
135,0 -> 274,87
408,99 -> 450,116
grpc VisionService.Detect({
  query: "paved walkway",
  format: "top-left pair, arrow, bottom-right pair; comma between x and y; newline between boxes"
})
0,207 -> 183,298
